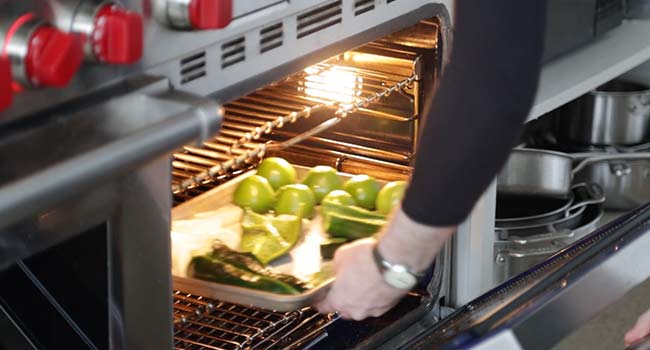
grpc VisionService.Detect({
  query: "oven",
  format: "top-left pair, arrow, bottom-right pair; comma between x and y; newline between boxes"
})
1,1 -> 650,350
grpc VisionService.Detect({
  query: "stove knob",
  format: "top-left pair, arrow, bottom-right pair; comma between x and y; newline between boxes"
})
90,4 -> 143,64
161,0 -> 232,30
0,56 -> 12,111
3,14 -> 84,88
189,0 -> 232,29
24,26 -> 84,87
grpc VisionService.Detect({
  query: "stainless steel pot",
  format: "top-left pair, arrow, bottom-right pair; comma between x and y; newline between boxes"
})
494,203 -> 603,283
573,153 -> 650,210
556,80 -> 650,146
496,183 -> 604,227
498,148 -> 650,200
497,148 -> 574,198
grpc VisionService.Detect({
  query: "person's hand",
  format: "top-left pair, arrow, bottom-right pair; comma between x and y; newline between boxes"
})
314,206 -> 455,320
625,308 -> 650,347
314,237 -> 406,320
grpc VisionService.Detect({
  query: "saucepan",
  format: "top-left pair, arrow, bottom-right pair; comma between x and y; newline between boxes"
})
573,154 -> 650,210
498,148 -> 650,209
555,80 -> 650,146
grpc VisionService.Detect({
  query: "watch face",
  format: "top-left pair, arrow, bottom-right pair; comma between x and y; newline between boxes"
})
384,269 -> 417,290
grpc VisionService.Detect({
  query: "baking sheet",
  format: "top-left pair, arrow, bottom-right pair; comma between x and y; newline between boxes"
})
171,165 -> 385,311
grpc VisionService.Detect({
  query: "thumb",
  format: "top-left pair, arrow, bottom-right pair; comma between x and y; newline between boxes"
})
625,322 -> 650,346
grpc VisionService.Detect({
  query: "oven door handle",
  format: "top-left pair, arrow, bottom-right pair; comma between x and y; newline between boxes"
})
0,95 -> 222,230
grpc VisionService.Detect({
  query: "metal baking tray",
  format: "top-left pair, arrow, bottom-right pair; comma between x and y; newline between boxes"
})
171,165 -> 386,311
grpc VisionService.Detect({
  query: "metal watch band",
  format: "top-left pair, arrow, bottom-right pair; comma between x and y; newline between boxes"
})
372,243 -> 426,279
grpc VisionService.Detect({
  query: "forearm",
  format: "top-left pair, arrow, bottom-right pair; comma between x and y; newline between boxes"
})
402,0 -> 546,226
377,206 -> 455,272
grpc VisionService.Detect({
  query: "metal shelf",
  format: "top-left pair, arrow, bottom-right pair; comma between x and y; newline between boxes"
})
528,19 -> 650,121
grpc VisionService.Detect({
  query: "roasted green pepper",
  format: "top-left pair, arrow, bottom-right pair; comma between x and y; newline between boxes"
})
324,212 -> 386,239
319,237 -> 349,259
210,241 -> 309,291
321,201 -> 387,220
189,254 -> 303,295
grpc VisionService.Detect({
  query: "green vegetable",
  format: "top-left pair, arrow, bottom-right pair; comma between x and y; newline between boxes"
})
343,174 -> 381,210
321,201 -> 387,221
324,212 -> 386,239
376,181 -> 407,214
240,210 -> 301,265
302,166 -> 342,203
233,175 -> 275,214
240,223 -> 292,265
256,157 -> 297,190
322,190 -> 356,206
189,255 -> 302,295
274,184 -> 315,218
320,237 -> 349,259
210,241 -> 308,290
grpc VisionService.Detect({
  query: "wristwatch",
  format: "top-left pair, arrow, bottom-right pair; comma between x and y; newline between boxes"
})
372,243 -> 425,290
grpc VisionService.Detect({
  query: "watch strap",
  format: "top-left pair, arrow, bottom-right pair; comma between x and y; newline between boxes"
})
372,243 -> 426,278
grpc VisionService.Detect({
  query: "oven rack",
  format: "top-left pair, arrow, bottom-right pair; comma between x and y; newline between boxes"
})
171,68 -> 416,195
173,291 -> 338,350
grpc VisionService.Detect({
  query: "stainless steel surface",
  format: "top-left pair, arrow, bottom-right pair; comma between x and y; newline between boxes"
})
0,2 -> 453,350
157,0 -> 192,29
169,29 -> 436,199
495,183 -> 604,227
573,152 -> 650,210
0,0 -> 445,126
171,71 -> 417,194
557,80 -> 650,145
495,203 -> 589,238
407,203 -> 650,350
2,144 -> 175,349
50,0 -> 114,61
497,148 -> 574,198
494,204 -> 603,283
0,79 -> 222,230
174,277 -> 333,313
173,291 -> 339,350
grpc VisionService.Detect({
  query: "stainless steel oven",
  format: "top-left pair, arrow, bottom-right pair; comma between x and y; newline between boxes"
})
1,1 -> 650,350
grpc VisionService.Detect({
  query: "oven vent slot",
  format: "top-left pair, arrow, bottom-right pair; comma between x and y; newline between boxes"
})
260,22 -> 283,53
221,37 -> 246,69
387,0 -> 397,3
354,0 -> 375,16
296,0 -> 343,39
179,51 -> 206,84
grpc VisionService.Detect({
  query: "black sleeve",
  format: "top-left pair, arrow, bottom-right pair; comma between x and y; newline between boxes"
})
401,0 -> 546,226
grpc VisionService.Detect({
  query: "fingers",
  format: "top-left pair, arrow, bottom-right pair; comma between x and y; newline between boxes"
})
314,298 -> 334,314
625,310 -> 650,346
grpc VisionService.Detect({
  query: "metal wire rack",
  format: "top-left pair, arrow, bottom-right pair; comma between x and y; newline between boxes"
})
171,47 -> 419,204
173,291 -> 339,350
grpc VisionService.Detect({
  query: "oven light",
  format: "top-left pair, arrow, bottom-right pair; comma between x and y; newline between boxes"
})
302,66 -> 363,104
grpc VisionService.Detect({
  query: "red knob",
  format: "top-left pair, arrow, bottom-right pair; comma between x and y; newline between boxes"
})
188,0 -> 233,29
0,56 -> 12,111
24,26 -> 83,87
93,5 -> 143,64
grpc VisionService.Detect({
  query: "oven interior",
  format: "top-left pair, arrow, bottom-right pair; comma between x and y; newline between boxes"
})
0,18 -> 445,350
170,18 -> 442,350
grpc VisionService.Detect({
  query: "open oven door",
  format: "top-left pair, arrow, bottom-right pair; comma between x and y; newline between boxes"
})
0,76 -> 223,350
404,203 -> 650,350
